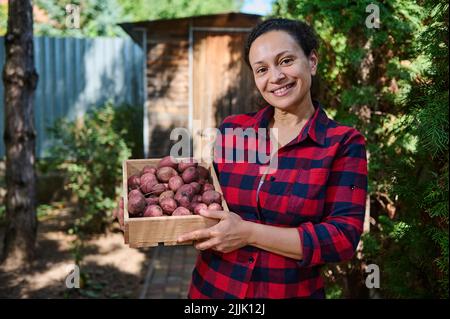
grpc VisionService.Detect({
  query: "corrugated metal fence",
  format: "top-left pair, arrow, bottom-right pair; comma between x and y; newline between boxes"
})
0,36 -> 144,158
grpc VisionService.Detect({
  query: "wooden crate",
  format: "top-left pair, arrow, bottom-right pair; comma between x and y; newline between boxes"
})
123,158 -> 229,248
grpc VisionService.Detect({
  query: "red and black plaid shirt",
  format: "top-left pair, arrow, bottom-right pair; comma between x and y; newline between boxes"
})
188,101 -> 368,299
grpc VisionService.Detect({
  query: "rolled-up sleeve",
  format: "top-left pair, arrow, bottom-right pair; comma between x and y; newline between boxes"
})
297,129 -> 368,268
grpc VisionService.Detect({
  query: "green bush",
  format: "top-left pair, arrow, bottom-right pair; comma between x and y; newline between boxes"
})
111,104 -> 144,159
273,0 -> 448,298
0,205 -> 5,225
46,102 -> 132,235
367,0 -> 448,298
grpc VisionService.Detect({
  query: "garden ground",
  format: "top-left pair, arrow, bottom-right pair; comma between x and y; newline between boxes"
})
0,204 -> 197,299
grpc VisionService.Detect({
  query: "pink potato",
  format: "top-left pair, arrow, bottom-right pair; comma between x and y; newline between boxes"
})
143,205 -> 163,217
145,196 -> 160,205
193,203 -> 208,215
157,156 -> 178,170
127,189 -> 146,215
196,166 -> 210,180
168,175 -> 184,192
150,183 -> 167,196
127,174 -> 140,190
190,201 -> 199,210
139,173 -> 158,194
140,173 -> 158,185
192,194 -> 203,203
172,207 -> 192,216
141,165 -> 157,175
177,158 -> 198,173
189,182 -> 201,194
128,188 -> 143,198
202,183 -> 215,192
156,167 -> 178,183
182,167 -> 199,183
202,190 -> 222,205
160,197 -> 178,215
176,184 -> 195,200
159,190 -> 174,200
175,194 -> 191,208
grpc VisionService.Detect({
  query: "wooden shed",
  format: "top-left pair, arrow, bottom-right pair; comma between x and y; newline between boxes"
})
120,12 -> 262,158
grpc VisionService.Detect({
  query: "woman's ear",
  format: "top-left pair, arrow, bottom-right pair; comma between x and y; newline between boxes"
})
309,50 -> 318,76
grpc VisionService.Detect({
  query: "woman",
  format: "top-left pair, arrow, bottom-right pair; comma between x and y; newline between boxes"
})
117,18 -> 368,299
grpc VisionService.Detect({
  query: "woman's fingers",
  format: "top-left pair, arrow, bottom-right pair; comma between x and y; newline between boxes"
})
116,197 -> 124,230
198,209 -> 227,220
195,238 -> 220,251
177,229 -> 212,243
118,211 -> 124,230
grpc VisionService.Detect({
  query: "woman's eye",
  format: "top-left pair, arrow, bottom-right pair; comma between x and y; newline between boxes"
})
281,58 -> 293,65
256,67 -> 267,74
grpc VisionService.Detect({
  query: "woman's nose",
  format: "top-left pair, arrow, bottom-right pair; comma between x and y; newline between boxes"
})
270,67 -> 286,83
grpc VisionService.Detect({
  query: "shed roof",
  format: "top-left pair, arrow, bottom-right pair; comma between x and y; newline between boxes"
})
119,12 -> 262,45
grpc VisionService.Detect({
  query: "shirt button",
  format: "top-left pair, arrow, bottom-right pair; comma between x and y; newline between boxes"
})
248,257 -> 255,263
350,185 -> 356,190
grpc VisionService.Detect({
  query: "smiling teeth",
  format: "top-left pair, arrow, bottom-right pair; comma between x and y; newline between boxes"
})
273,84 -> 293,95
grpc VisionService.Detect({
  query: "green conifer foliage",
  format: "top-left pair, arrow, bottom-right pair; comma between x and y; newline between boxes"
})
273,0 -> 448,298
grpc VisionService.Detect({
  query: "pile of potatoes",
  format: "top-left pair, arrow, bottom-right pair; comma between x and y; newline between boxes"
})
127,156 -> 223,217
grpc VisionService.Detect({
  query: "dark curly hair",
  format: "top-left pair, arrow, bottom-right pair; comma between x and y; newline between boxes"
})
244,18 -> 319,68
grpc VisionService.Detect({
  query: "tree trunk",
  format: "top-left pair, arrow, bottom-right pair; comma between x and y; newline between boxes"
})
1,0 -> 38,269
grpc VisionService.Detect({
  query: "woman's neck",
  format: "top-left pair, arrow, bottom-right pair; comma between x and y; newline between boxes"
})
271,97 -> 316,129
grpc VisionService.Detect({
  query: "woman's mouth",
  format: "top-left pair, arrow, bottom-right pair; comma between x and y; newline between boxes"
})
271,82 -> 296,97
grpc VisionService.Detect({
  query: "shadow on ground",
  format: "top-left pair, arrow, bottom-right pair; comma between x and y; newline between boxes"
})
0,205 -> 153,299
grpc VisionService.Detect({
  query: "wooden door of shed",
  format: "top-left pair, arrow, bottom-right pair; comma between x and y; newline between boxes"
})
193,31 -> 258,160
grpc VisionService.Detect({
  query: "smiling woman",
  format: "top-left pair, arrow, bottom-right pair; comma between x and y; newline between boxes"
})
178,19 -> 369,299
116,18 -> 369,299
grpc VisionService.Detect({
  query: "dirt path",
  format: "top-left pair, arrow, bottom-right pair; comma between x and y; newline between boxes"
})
139,245 -> 197,299
0,206 -> 152,298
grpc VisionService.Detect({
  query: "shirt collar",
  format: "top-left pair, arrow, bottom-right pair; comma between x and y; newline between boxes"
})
251,100 -> 328,147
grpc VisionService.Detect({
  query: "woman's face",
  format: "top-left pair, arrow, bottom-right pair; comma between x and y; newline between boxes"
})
248,30 -> 317,112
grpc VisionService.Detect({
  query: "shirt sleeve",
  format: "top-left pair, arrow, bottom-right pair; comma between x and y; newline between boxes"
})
297,129 -> 368,268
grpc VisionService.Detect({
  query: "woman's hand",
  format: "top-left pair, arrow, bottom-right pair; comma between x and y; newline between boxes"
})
113,197 -> 125,231
177,209 -> 253,253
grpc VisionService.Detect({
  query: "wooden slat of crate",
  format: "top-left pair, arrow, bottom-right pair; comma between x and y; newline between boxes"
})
123,158 -> 228,248
127,215 -> 218,248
